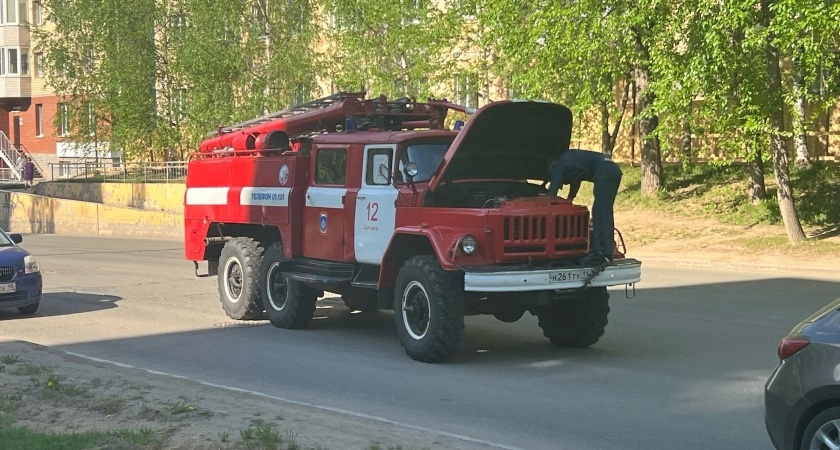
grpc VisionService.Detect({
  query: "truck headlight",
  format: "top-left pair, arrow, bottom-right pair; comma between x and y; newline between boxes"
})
24,255 -> 39,274
460,235 -> 477,254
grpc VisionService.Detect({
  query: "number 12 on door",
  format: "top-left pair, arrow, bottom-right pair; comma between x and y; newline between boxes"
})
366,202 -> 379,221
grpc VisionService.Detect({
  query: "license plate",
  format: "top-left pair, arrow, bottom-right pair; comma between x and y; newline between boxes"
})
0,282 -> 15,293
548,270 -> 593,283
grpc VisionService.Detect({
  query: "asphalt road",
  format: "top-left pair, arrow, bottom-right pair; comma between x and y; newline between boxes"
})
2,234 -> 839,449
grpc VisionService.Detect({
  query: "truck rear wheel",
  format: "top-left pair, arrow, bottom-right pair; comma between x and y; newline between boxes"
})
218,238 -> 264,320
393,255 -> 464,363
260,244 -> 318,329
537,287 -> 610,348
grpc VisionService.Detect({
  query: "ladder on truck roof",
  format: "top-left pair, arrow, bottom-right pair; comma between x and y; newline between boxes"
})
215,92 -> 364,135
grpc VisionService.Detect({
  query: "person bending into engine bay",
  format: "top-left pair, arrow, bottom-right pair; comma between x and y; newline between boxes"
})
548,149 -> 623,266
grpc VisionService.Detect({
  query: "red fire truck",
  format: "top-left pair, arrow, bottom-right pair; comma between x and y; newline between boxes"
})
184,92 -> 641,363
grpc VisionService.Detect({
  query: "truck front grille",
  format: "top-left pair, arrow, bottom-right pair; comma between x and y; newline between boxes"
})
500,212 -> 588,257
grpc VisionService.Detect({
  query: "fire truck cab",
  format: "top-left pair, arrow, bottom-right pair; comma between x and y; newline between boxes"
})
184,93 -> 641,363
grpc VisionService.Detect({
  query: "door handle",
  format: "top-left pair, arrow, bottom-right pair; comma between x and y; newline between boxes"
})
357,196 -> 366,200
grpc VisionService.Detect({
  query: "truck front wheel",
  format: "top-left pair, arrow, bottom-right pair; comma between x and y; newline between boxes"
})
393,255 -> 465,363
537,287 -> 610,348
260,244 -> 318,329
218,237 -> 264,320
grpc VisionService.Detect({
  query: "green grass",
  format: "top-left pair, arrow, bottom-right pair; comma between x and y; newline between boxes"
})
0,426 -> 161,449
0,354 -> 22,364
607,162 -> 840,233
9,363 -> 52,377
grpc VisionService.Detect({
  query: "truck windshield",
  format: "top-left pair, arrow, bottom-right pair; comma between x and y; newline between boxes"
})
404,143 -> 449,183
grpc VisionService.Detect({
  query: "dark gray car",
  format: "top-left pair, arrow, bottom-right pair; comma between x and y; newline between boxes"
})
765,297 -> 840,450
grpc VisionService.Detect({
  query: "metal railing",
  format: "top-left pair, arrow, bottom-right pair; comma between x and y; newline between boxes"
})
48,161 -> 188,183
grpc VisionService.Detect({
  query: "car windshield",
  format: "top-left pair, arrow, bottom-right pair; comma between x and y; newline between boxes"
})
404,143 -> 449,183
0,231 -> 13,246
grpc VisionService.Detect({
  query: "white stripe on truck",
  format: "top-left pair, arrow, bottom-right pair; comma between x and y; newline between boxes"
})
185,187 -> 229,205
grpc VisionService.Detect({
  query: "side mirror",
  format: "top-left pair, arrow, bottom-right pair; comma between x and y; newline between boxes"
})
405,162 -> 419,178
376,164 -> 392,185
9,233 -> 22,244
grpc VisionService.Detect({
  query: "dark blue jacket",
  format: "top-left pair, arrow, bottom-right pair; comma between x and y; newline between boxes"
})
547,149 -> 607,199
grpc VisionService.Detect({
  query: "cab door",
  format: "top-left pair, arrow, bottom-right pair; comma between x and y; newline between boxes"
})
354,144 -> 398,264
303,147 -> 347,261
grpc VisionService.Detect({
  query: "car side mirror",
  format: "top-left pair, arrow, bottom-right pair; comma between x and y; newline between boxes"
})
9,233 -> 22,244
376,163 -> 391,185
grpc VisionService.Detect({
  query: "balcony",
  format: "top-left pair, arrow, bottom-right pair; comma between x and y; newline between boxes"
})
0,75 -> 31,98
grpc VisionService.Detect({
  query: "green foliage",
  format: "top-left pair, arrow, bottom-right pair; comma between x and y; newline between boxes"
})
39,0 -> 322,161
324,0 -> 458,100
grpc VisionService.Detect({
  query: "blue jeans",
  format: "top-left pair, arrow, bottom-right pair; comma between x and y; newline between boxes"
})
590,160 -> 622,255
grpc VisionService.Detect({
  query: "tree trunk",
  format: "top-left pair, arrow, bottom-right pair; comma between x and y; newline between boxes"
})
635,65 -> 662,196
761,0 -> 807,243
746,138 -> 766,203
680,119 -> 692,166
792,53 -> 812,168
630,80 -> 637,166
599,101 -> 611,156
633,28 -> 662,196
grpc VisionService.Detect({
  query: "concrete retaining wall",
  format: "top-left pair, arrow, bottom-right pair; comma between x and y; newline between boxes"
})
0,191 -> 183,239
33,182 -> 186,213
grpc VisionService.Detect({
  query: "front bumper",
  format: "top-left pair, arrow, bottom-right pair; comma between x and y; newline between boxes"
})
0,272 -> 43,309
463,258 -> 641,292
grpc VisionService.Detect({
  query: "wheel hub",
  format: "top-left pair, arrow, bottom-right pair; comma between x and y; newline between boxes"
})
402,281 -> 430,340
266,262 -> 288,311
224,259 -> 243,302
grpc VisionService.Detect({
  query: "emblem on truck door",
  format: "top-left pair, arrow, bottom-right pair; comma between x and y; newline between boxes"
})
319,213 -> 328,234
279,165 -> 289,186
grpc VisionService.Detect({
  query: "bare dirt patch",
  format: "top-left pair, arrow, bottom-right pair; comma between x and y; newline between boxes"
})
616,208 -> 840,277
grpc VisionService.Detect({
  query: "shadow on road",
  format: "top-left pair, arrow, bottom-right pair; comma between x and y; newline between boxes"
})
0,291 -> 121,320
27,276 -> 839,450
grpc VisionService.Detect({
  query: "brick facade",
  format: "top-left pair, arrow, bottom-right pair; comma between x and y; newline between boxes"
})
0,94 -> 61,155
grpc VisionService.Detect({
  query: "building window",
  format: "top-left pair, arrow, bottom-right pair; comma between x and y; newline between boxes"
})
33,51 -> 41,77
4,0 -> 17,23
7,48 -> 18,74
58,103 -> 69,136
35,104 -> 42,137
32,0 -> 40,25
20,49 -> 27,75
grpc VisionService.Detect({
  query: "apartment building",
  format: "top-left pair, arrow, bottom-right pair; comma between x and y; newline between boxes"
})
0,0 -> 111,180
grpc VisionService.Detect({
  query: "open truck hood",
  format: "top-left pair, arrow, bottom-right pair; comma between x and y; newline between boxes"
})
428,100 -> 573,191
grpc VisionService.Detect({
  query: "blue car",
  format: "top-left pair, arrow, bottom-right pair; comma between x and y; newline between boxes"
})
0,230 -> 42,315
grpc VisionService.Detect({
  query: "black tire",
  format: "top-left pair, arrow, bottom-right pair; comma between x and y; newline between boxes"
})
537,287 -> 610,348
800,406 -> 840,450
393,255 -> 464,363
342,292 -> 377,313
260,243 -> 318,329
218,237 -> 264,320
17,303 -> 39,315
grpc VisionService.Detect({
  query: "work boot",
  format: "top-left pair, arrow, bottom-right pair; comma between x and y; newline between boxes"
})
580,252 -> 608,267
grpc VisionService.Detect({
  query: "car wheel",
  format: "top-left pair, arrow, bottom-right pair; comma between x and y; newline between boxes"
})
393,255 -> 464,363
260,243 -> 318,329
801,406 -> 840,450
17,303 -> 39,315
536,287 -> 610,348
217,237 -> 264,320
